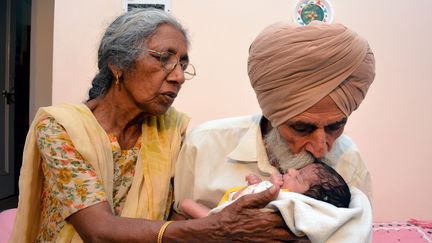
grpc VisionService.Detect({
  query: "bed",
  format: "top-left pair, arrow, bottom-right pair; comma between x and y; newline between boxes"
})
372,220 -> 432,243
0,208 -> 431,242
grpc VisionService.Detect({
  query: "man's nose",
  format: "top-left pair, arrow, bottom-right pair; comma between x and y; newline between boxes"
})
305,128 -> 327,159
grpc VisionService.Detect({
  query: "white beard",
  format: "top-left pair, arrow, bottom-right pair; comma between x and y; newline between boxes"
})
264,128 -> 314,173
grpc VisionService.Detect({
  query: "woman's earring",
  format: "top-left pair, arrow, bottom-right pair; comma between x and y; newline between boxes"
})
115,74 -> 120,85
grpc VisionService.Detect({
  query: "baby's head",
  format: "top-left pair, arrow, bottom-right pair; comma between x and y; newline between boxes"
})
280,161 -> 351,208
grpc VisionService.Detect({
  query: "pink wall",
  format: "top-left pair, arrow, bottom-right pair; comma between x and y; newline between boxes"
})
32,0 -> 432,221
172,0 -> 432,221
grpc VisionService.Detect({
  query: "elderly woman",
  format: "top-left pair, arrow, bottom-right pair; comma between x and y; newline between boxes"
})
11,9 -> 291,243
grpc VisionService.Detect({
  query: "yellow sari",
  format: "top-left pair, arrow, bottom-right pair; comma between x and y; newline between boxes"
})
10,103 -> 189,242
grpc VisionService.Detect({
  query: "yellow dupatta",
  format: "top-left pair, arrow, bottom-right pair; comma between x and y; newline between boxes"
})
10,103 -> 189,243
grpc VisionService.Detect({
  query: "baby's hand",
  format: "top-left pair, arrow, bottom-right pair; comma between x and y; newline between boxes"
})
245,174 -> 262,185
270,173 -> 284,187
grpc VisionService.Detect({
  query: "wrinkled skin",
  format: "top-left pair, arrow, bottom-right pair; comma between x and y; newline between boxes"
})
207,184 -> 311,242
277,96 -> 347,160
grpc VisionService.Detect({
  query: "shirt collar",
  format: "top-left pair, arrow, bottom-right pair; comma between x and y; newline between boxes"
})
226,114 -> 279,176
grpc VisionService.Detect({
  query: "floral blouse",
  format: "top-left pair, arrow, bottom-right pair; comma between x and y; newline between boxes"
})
35,117 -> 140,242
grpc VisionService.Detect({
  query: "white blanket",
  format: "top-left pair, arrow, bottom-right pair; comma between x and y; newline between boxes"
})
209,187 -> 372,243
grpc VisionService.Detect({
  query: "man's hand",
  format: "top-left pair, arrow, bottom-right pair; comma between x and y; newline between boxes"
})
211,184 -> 310,242
245,174 -> 262,185
270,172 -> 284,187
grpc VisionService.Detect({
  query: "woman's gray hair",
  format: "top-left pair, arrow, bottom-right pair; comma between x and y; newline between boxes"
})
88,8 -> 189,100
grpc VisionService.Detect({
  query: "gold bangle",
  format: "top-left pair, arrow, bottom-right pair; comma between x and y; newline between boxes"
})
157,221 -> 173,243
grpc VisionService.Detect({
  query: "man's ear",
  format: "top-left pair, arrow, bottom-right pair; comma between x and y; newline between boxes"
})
108,63 -> 122,77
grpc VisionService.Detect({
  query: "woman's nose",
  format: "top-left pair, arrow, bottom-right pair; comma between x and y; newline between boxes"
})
167,63 -> 186,84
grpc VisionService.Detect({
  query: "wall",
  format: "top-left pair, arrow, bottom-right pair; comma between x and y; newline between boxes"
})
29,0 -> 54,118
31,0 -> 432,221
171,0 -> 432,221
51,0 -> 122,104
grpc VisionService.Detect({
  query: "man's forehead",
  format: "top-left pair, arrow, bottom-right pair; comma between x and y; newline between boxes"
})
286,112 -> 346,126
283,96 -> 346,125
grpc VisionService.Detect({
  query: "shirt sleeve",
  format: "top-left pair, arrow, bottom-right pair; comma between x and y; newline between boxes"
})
36,117 -> 107,219
173,137 -> 197,214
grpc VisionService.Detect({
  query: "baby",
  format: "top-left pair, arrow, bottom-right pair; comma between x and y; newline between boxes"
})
180,161 -> 351,219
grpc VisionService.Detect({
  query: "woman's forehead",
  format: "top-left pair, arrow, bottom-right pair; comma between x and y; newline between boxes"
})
146,24 -> 187,51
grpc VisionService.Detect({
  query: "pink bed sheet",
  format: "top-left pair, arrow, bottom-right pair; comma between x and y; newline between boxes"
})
373,221 -> 432,243
2,209 -> 432,243
0,208 -> 16,243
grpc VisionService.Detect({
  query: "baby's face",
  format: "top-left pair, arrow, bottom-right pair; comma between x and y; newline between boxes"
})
282,164 -> 319,193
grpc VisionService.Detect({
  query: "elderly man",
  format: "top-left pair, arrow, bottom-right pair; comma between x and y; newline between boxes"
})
174,21 -> 375,241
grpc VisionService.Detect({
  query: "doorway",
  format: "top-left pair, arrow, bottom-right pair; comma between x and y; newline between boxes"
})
0,0 -> 31,208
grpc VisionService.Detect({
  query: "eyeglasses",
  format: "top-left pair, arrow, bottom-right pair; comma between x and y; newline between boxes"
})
145,49 -> 196,80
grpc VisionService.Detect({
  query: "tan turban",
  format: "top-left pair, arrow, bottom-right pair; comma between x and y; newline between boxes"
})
248,21 -> 375,127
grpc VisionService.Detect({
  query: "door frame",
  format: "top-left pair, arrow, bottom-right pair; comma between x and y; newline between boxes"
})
0,0 -> 31,200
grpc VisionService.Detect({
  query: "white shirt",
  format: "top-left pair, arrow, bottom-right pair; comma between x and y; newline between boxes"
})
174,114 -> 372,211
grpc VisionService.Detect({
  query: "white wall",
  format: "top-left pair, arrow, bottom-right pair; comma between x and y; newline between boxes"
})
32,0 -> 432,221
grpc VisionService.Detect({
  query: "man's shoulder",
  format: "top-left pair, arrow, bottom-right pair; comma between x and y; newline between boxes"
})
333,134 -> 358,151
188,114 -> 261,136
327,134 -> 360,164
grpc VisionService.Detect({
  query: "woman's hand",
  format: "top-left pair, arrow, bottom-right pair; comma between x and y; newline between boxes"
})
212,184 -> 309,242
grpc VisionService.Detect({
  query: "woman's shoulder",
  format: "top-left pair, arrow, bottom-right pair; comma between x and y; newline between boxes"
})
33,103 -> 106,139
164,107 -> 190,121
35,116 -> 66,136
39,103 -> 92,117
156,107 -> 190,131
